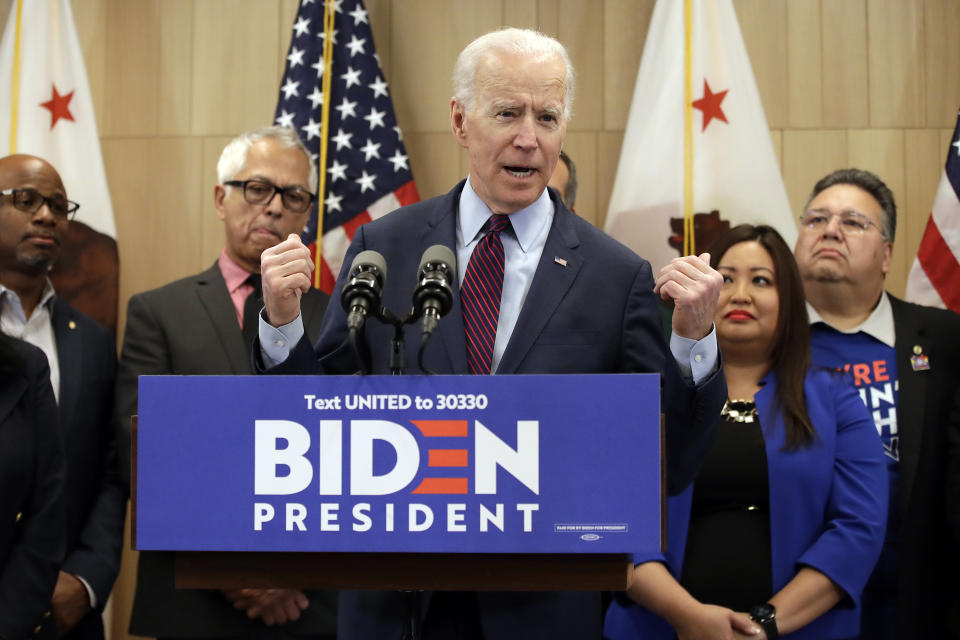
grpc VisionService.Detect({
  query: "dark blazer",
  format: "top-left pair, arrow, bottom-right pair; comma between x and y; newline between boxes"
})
885,295 -> 960,637
50,300 -> 125,640
270,182 -> 726,640
0,341 -> 65,640
115,262 -> 333,638
605,369 -> 888,640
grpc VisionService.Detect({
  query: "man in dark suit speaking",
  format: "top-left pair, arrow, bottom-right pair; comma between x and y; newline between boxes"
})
257,29 -> 726,640
115,127 -> 333,640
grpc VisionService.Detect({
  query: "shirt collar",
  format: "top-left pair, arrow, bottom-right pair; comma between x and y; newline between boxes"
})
0,278 -> 57,312
458,175 -> 553,253
807,291 -> 896,347
218,248 -> 255,294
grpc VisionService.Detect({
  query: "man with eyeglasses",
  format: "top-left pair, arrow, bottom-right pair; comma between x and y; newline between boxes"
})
794,168 -> 960,639
0,153 -> 124,640
114,127 -> 334,640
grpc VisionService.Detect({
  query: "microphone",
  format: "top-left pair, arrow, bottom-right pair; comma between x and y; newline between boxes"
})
341,250 -> 387,331
412,245 -> 456,340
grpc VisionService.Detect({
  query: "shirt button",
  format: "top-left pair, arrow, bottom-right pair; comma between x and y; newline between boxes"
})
694,354 -> 703,363
276,340 -> 285,348
34,625 -> 42,635
15,512 -> 22,523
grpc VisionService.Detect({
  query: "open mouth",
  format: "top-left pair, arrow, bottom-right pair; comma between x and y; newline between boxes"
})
504,166 -> 535,178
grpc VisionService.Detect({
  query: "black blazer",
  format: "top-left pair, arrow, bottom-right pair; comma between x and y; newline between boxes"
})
115,262 -> 333,638
0,341 -> 65,640
887,295 -> 960,637
51,300 -> 125,640
271,183 -> 726,640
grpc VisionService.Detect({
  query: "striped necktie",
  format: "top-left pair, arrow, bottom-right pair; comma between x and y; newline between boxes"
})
461,214 -> 511,374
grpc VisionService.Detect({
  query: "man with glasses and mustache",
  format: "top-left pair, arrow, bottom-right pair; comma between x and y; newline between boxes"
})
114,127 -> 334,640
0,153 -> 124,640
794,168 -> 960,639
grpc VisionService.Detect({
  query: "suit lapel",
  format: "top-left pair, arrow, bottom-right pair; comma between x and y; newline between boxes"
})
427,186 -> 468,374
890,295 -> 927,515
497,204 -> 582,374
194,263 -> 250,374
52,300 -> 82,429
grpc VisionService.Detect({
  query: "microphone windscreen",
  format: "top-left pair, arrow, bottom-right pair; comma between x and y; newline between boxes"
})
418,244 -> 456,274
351,250 -> 387,286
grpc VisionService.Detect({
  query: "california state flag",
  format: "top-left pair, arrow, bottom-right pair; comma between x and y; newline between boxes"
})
0,0 -> 119,330
605,0 -> 795,270
904,111 -> 960,313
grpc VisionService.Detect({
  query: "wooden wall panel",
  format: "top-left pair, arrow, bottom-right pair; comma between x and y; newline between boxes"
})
103,0 -> 161,137
770,129 -> 783,170
782,129 -> 847,218
736,0 -> 787,129
847,129 -> 907,295
603,0 -> 654,130
553,0 -> 604,131
157,0 -> 194,136
405,132 -> 463,200
201,136 -> 235,263
903,129 -> 942,275
923,0 -> 960,128
391,1 -> 502,134
822,0 -> 868,128
191,1 -> 280,135
867,0 -> 924,127
786,0 -> 821,128
72,0 -> 108,134
504,0 -> 538,29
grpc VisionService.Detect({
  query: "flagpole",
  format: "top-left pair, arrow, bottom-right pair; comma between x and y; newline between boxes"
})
7,0 -> 23,153
682,0 -> 695,256
314,0 -> 336,289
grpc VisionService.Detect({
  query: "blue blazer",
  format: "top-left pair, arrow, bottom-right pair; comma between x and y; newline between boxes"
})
272,182 -> 727,640
605,369 -> 888,640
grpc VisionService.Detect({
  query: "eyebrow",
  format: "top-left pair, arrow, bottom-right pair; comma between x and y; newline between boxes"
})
718,265 -> 774,274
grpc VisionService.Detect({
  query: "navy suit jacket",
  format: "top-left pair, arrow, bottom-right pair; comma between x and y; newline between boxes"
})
271,182 -> 726,640
605,369 -> 888,640
0,341 -> 65,640
51,300 -> 125,640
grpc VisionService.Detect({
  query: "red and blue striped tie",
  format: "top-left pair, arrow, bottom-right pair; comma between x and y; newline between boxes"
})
461,214 -> 511,374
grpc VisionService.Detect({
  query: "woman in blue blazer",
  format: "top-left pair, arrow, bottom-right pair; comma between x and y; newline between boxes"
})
605,225 -> 887,639
0,334 -> 66,640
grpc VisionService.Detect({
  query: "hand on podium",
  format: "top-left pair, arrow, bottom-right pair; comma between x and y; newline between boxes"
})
224,588 -> 309,625
261,234 -> 314,328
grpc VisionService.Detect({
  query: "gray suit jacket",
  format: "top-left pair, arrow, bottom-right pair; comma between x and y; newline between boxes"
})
115,262 -> 332,638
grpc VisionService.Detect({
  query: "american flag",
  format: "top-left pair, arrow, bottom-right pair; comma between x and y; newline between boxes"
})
274,0 -> 419,292
906,110 -> 960,313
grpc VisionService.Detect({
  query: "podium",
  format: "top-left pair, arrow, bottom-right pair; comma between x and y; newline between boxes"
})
133,374 -> 663,592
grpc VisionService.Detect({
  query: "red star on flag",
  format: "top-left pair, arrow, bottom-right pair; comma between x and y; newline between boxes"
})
692,79 -> 728,131
39,84 -> 75,129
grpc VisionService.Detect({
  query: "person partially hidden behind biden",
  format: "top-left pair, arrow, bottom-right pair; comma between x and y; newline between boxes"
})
0,333 -> 65,640
605,225 -> 888,640
255,27 -> 727,640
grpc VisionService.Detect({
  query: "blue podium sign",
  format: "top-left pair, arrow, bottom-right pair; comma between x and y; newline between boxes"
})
136,374 -> 661,555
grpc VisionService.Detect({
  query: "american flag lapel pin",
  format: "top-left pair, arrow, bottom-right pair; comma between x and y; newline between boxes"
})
554,256 -> 568,267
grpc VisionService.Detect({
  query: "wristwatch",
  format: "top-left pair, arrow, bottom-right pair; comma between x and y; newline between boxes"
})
749,603 -> 779,639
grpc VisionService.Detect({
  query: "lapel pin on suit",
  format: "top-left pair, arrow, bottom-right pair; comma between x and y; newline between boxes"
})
910,344 -> 930,371
68,320 -> 77,330
554,256 -> 568,267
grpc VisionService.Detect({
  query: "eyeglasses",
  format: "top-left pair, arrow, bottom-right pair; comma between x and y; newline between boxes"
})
224,179 -> 315,214
0,188 -> 79,221
799,209 -> 885,237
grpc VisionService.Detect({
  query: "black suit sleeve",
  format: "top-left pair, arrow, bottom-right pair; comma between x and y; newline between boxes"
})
0,350 -> 66,640
61,328 -> 124,606
619,261 -> 725,495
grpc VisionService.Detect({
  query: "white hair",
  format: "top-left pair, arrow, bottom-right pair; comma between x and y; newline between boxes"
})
452,28 -> 575,121
216,126 -> 318,193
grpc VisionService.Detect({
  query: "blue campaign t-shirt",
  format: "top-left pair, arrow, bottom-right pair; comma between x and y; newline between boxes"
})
810,324 -> 899,604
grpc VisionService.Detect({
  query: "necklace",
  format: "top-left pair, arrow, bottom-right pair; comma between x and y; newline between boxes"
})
722,399 -> 758,423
